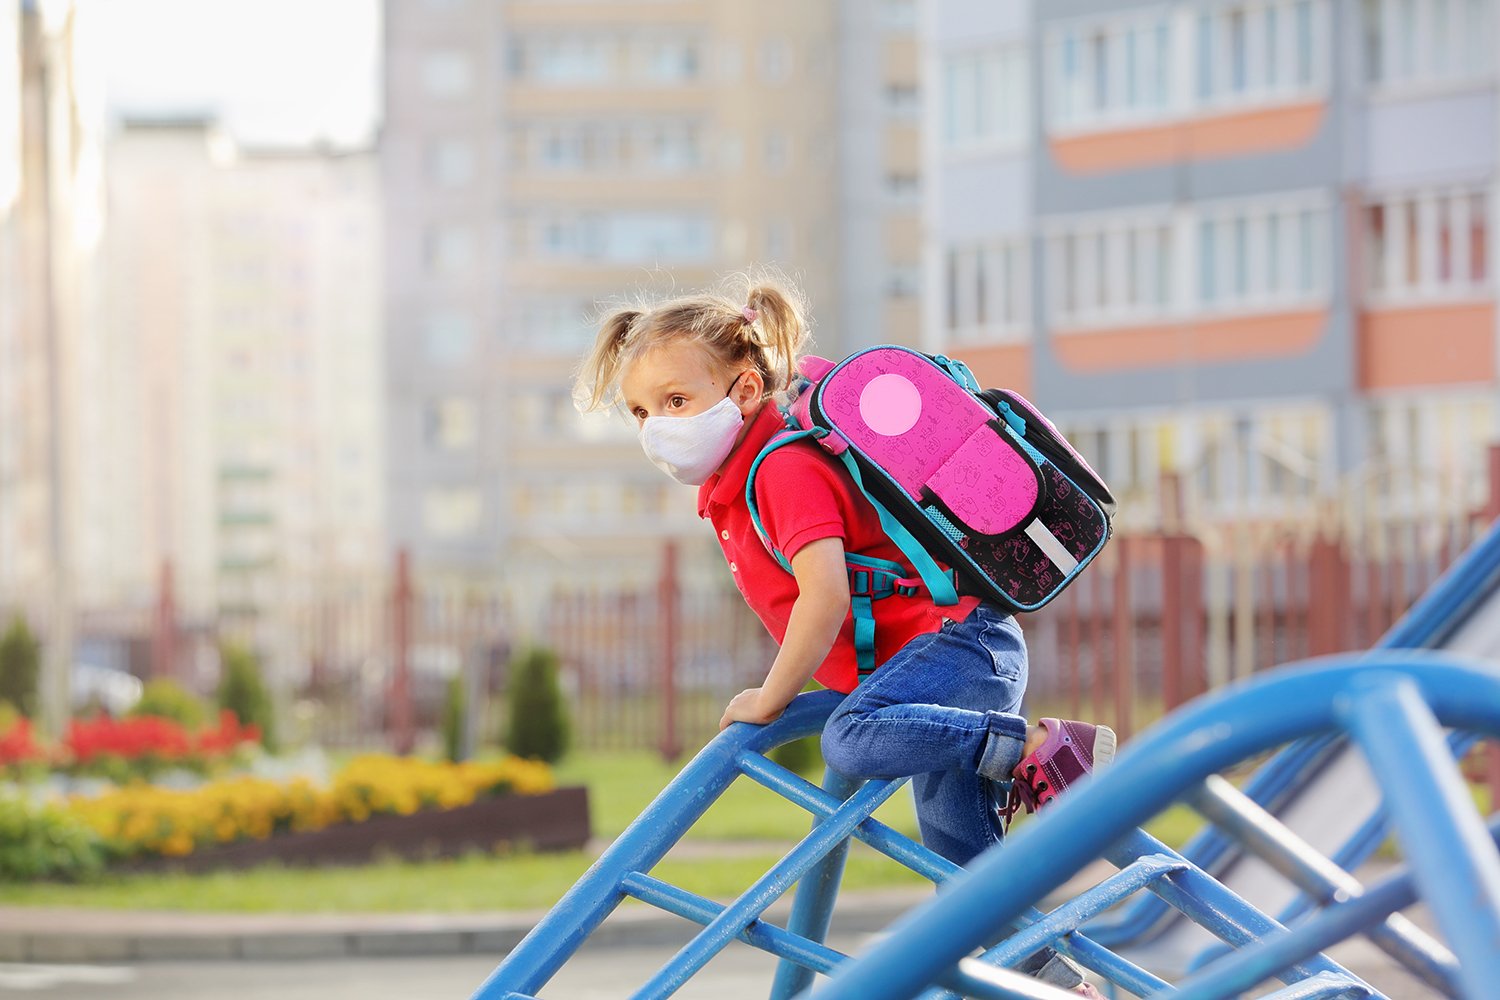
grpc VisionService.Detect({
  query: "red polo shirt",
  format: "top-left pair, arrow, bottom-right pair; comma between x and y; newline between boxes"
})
697,404 -> 980,694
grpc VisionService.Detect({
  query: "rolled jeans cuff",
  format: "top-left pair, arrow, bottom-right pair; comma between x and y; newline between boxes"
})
976,712 -> 1029,782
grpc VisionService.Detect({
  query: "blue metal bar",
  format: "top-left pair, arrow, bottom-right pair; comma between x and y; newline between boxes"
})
1187,775 -> 1460,996
471,690 -> 845,999
1339,674 -> 1500,1000
808,652 -> 1500,1000
978,855 -> 1185,968
741,749 -> 1145,995
1090,522 -> 1500,950
616,872 -> 847,976
1167,826 -> 1494,1000
769,767 -> 861,1000
1099,829 -> 1362,987
1254,971 -> 1374,999
634,775 -> 904,1000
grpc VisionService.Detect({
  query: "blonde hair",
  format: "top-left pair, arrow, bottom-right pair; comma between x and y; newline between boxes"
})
576,272 -> 812,412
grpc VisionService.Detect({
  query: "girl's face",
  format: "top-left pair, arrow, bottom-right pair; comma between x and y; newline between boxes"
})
620,344 -> 760,426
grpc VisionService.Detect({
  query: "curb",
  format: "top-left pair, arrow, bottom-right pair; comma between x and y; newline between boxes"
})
0,889 -> 942,965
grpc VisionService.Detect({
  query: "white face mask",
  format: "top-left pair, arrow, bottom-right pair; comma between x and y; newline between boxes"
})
638,383 -> 746,486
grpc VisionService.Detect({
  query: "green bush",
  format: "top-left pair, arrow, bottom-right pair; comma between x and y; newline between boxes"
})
505,647 -> 570,764
217,642 -> 277,753
0,617 -> 40,719
442,675 -> 466,763
129,678 -> 208,728
0,794 -> 107,881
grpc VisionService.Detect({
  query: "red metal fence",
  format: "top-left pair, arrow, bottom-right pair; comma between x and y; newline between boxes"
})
14,476 -> 1497,764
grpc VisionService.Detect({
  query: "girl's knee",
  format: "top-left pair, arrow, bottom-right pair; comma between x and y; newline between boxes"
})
820,713 -> 860,775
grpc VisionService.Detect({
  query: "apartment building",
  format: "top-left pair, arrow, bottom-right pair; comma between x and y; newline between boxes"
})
101,121 -> 384,672
384,0 -> 922,593
926,0 -> 1499,527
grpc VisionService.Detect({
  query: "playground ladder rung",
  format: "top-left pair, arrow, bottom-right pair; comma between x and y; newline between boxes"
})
1100,829 -> 1369,991
631,776 -> 906,1000
1253,971 -> 1374,1000
618,870 -> 847,977
979,854 -> 1188,968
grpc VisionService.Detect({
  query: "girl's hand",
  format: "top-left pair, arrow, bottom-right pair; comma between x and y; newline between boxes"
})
719,687 -> 782,730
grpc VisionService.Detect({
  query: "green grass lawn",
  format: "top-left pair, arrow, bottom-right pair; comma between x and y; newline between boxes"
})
0,748 -> 1214,912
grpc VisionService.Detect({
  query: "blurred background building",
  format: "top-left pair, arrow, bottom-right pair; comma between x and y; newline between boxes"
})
383,0 -> 924,594
926,0 -> 1497,533
1,0 -> 1498,747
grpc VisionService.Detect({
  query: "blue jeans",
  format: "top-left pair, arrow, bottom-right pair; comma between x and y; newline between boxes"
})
820,603 -> 1030,866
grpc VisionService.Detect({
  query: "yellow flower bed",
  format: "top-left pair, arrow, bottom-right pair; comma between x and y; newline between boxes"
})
67,754 -> 554,859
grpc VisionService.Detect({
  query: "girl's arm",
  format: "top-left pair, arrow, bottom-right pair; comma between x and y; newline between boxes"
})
719,536 -> 850,730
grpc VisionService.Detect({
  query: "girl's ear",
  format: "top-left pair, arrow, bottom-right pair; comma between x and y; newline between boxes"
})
732,368 -> 765,414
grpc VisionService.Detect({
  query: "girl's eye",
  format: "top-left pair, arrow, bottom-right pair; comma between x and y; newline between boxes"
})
668,395 -> 687,409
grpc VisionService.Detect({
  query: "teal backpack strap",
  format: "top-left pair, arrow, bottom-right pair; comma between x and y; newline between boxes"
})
832,451 -> 960,607
746,428 -> 825,574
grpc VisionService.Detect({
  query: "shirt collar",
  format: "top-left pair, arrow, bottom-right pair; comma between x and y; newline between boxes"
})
696,403 -> 786,519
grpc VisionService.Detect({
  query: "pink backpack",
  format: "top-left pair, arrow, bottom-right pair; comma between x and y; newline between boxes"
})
747,345 -> 1114,677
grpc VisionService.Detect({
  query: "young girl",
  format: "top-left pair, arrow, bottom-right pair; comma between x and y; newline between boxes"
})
578,276 -> 1111,995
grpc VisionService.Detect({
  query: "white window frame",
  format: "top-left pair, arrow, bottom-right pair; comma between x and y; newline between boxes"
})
944,238 -> 1032,344
1045,8 -> 1176,135
1365,183 -> 1493,305
942,43 -> 1030,155
1045,207 -> 1178,329
1189,190 -> 1331,315
1366,0 -> 1497,95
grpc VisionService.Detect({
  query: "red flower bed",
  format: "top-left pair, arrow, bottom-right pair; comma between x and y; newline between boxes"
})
0,717 -> 44,768
64,710 -> 260,766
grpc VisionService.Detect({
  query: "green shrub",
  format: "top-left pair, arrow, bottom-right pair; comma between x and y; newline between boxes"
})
129,678 -> 208,728
505,647 -> 570,764
217,642 -> 277,753
770,734 -> 823,776
442,675 -> 466,762
0,794 -> 107,881
0,617 -> 40,718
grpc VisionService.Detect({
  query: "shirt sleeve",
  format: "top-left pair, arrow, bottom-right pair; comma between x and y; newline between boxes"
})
752,444 -> 852,563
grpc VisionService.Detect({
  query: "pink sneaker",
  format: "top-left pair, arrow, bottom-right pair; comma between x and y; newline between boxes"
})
1073,984 -> 1105,998
1002,718 -> 1116,826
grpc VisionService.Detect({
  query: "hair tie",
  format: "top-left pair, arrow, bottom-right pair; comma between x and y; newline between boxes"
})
741,306 -> 758,325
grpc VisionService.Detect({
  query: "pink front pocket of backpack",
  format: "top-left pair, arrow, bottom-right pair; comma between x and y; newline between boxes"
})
815,348 -> 1042,537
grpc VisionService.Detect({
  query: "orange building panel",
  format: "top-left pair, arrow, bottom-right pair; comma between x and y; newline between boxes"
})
1049,102 -> 1326,175
952,342 -> 1031,396
1358,302 -> 1497,390
1051,309 -> 1328,372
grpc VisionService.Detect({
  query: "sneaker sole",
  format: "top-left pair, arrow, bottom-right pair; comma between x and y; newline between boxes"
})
1092,725 -> 1117,770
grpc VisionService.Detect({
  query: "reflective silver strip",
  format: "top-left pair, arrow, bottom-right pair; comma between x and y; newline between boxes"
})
1024,519 -> 1079,575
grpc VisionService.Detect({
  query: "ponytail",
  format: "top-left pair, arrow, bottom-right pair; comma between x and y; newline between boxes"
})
576,308 -> 641,411
573,269 -> 812,413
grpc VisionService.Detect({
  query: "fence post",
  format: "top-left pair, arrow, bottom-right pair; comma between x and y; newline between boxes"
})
391,549 -> 415,755
1307,534 -> 1350,656
658,540 -> 682,761
1111,539 -> 1134,742
151,558 -> 176,682
1486,445 -> 1500,813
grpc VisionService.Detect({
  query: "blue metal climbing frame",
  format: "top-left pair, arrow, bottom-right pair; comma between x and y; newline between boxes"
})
471,525 -> 1500,1000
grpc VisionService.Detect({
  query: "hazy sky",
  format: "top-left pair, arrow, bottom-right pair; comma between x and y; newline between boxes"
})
84,0 -> 382,146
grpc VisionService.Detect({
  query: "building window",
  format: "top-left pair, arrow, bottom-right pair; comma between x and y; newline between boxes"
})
1195,197 -> 1329,311
1364,0 -> 1495,88
423,398 -> 479,452
945,45 -> 1029,150
888,263 -> 922,300
1048,216 -> 1174,328
945,239 -> 1029,341
425,139 -> 475,188
421,51 -> 474,99
1048,13 -> 1171,132
423,224 -> 476,276
636,37 -> 701,82
1195,1 -> 1329,110
423,488 -> 482,540
885,172 -> 920,204
1366,186 -> 1491,302
422,312 -> 475,364
760,39 -> 792,82
514,37 -> 615,85
764,132 -> 790,172
885,83 -> 921,118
